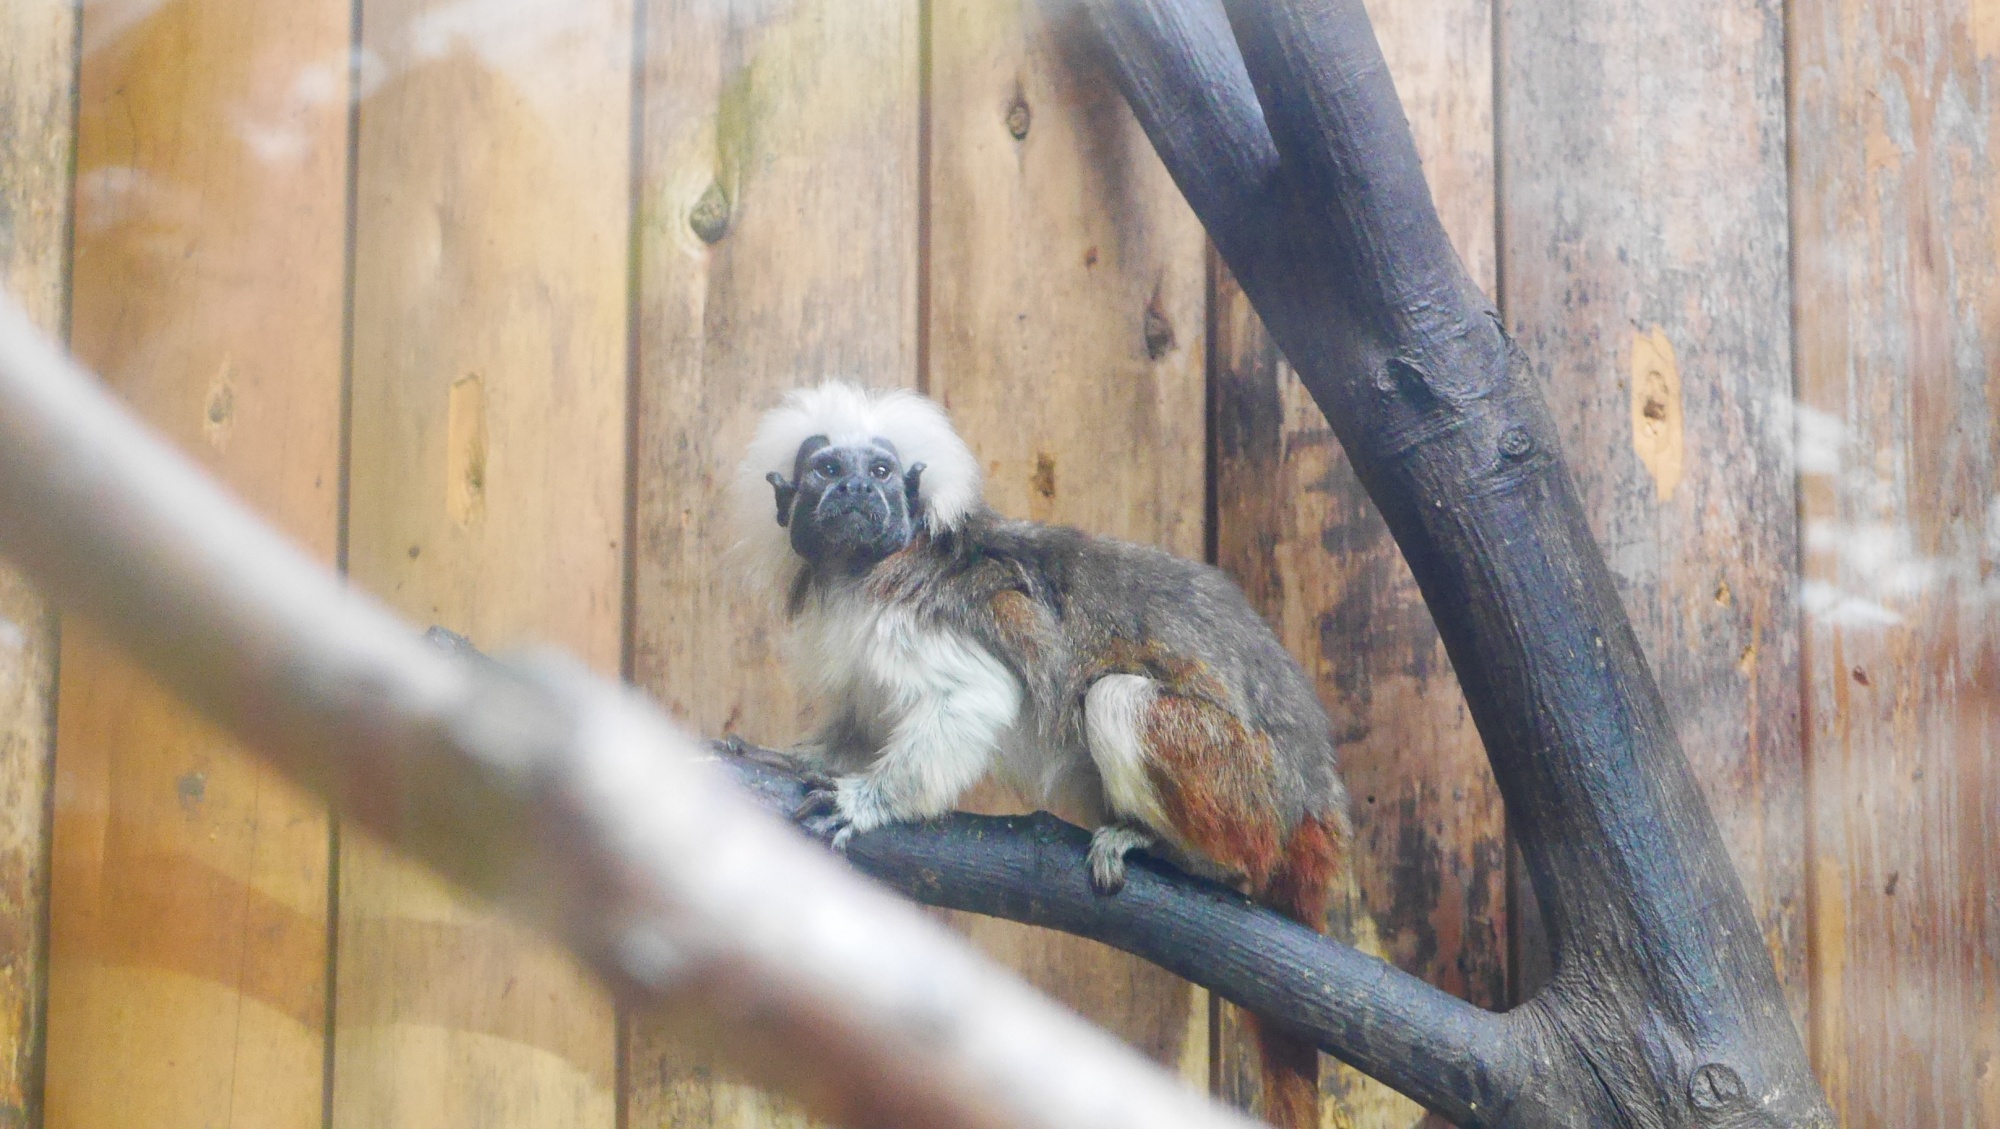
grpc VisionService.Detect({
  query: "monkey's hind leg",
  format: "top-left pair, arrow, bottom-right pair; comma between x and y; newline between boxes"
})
1085,822 -> 1156,896
1081,673 -> 1285,888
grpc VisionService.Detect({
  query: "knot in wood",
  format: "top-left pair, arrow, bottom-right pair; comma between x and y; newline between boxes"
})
1375,356 -> 1440,410
689,182 -> 731,244
1005,97 -> 1032,140
1687,1061 -> 1748,1113
1144,303 -> 1176,360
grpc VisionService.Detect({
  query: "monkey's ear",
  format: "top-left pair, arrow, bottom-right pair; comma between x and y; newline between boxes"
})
904,462 -> 927,518
765,472 -> 797,527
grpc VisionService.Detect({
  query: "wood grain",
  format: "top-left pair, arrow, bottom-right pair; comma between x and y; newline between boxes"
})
928,0 -> 1210,1092
1498,0 -> 1803,1018
44,0 -> 349,1126
1211,0 -> 1498,1123
0,1 -> 76,1123
625,0 -> 919,1123
1790,1 -> 2000,1124
338,0 -> 632,1123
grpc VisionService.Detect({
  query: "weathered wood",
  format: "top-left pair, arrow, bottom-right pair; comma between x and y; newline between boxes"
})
0,2 -> 76,1122
1212,0 -> 1499,1121
626,0 -> 919,1123
927,0 -> 1211,1089
1081,2 -> 1832,1124
43,1 -> 348,1126
1498,0 -> 1803,1016
1790,2 -> 2000,1125
339,0 -> 633,1122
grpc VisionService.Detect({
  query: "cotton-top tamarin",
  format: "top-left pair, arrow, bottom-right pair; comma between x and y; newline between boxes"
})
734,381 -> 1352,1129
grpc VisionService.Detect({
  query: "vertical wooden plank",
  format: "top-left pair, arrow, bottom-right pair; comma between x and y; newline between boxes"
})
928,0 -> 1209,1088
1497,0 -> 1804,1020
337,1 -> 632,1125
1212,0 -> 1498,1124
44,0 -> 351,1126
1791,1 -> 2000,1124
625,0 -> 919,1123
0,1 -> 77,1122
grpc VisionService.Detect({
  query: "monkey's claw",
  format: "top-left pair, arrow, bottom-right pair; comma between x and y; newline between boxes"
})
789,782 -> 838,820
791,778 -> 856,851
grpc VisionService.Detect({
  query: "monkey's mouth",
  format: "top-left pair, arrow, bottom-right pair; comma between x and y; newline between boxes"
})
809,489 -> 908,562
813,489 -> 890,530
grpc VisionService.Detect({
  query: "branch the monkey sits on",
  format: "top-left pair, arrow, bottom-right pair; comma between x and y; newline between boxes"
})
735,382 -> 1352,1128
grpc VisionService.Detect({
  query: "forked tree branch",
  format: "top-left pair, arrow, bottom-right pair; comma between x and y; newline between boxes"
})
711,747 -> 1527,1121
1070,2 -> 1836,1127
0,294 -> 1260,1129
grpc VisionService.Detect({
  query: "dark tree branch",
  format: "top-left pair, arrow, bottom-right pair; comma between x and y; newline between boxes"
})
1071,2 -> 1835,1127
428,619 -> 1531,1121
711,747 -> 1528,1124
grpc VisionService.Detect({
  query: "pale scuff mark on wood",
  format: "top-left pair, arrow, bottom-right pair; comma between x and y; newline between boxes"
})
1974,0 -> 2000,63
1630,326 -> 1684,502
447,372 -> 488,528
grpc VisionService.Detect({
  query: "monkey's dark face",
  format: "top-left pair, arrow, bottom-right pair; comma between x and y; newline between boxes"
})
767,436 -> 926,574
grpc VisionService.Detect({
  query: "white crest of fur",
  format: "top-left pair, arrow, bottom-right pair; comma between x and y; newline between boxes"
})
731,381 -> 981,592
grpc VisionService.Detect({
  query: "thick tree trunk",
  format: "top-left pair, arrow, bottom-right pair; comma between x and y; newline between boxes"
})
1068,2 -> 1835,1126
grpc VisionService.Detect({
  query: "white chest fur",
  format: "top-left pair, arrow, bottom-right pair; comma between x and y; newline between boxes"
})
794,597 -> 1024,824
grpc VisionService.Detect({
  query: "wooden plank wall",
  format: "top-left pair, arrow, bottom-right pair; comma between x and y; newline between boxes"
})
627,1 -> 919,1123
1498,0 -> 1805,1017
336,0 -> 633,1124
1790,1 -> 2000,1124
0,2 -> 75,1125
46,2 -> 351,1128
2,2 -> 1997,1128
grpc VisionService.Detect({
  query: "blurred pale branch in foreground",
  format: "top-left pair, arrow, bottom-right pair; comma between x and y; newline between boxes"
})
0,291 -> 1258,1129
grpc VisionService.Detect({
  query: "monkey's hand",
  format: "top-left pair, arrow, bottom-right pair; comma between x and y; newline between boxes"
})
791,773 -> 896,852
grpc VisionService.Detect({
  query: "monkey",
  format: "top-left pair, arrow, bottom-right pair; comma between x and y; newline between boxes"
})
732,381 -> 1351,1129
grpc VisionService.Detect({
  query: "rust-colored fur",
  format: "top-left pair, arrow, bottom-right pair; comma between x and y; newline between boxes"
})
1141,695 -> 1285,885
1256,814 -> 1346,1129
1132,687 -> 1346,1129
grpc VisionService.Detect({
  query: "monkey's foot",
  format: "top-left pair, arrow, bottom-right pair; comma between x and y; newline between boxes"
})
791,773 -> 861,851
1087,823 -> 1156,896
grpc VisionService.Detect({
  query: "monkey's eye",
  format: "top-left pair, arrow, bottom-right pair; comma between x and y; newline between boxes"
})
811,457 -> 840,478
869,461 -> 893,480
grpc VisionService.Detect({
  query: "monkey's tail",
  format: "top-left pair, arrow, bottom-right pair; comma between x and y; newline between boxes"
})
1250,813 -> 1346,1128
1250,1017 -> 1320,1129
